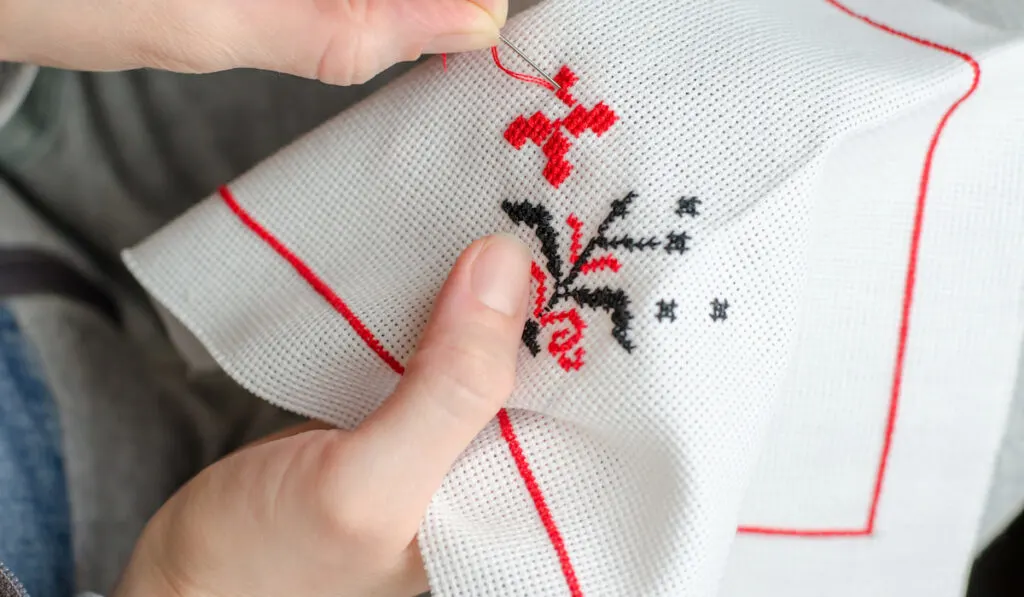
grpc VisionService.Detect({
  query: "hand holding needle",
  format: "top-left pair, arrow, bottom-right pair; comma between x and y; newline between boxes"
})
498,34 -> 562,91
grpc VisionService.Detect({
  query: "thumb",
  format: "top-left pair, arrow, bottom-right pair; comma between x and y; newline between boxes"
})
353,234 -> 531,507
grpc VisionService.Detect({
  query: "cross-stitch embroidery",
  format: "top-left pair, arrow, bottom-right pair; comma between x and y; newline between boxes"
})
504,67 -> 618,189
676,197 -> 702,218
503,192 -> 670,372
664,232 -> 691,255
711,299 -> 730,322
656,300 -> 678,323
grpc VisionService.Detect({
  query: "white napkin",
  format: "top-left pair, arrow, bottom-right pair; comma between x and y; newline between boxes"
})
125,0 -> 1024,594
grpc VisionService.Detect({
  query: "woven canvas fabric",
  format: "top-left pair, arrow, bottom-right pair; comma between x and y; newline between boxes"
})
125,0 -> 1024,595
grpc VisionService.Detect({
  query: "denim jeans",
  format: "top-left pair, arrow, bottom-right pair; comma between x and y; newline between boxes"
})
0,305 -> 73,597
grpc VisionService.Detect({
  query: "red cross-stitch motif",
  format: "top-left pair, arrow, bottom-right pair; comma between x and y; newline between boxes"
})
504,67 -> 618,189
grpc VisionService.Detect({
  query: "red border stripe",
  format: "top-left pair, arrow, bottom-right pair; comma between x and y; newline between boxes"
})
218,185 -> 582,593
737,0 -> 981,537
220,186 -> 405,375
736,526 -> 869,538
498,410 -> 584,596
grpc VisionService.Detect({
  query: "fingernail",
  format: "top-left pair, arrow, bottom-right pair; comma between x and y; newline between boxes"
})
470,234 -> 532,317
423,29 -> 499,54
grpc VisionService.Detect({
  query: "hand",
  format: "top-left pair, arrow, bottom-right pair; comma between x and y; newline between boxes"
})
114,234 -> 532,597
0,0 -> 507,85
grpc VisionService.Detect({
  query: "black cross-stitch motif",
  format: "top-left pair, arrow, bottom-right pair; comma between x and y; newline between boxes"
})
665,232 -> 691,255
676,197 -> 702,218
595,237 -> 661,252
503,192 -> 665,371
656,300 -> 677,323
711,299 -> 730,322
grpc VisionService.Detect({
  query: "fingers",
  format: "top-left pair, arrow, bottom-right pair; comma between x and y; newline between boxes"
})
308,0 -> 508,84
353,234 -> 531,506
0,0 -> 508,85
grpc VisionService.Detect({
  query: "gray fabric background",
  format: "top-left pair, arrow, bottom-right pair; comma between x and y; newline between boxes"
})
938,0 -> 1024,28
0,179 -> 306,592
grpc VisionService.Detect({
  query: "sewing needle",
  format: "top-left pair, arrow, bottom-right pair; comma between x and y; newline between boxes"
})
498,34 -> 561,91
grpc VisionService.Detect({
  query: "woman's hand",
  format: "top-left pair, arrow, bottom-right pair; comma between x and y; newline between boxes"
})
0,0 -> 507,84
114,234 -> 532,597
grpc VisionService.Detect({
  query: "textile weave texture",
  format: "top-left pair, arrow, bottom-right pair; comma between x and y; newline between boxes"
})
126,0 -> 1024,594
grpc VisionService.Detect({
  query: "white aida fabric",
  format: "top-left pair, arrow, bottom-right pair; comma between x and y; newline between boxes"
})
125,0 -> 1024,595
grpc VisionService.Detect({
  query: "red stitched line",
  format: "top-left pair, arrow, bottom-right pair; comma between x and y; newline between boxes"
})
736,526 -> 870,537
219,185 -> 581,592
491,46 -> 557,92
543,131 -> 573,188
531,262 -> 549,318
554,67 -> 579,107
219,186 -> 405,375
567,214 -> 584,264
580,255 -> 622,275
498,410 -> 583,596
738,0 -> 981,538
835,0 -> 981,537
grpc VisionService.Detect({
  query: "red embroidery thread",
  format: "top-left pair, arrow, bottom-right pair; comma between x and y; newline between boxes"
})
498,410 -> 584,597
580,255 -> 622,275
541,309 -> 587,372
531,261 -> 549,318
491,46 -> 558,92
554,67 -> 579,107
737,0 -> 981,538
567,214 -> 584,264
528,264 -> 588,372
220,186 -> 582,591
504,66 -> 618,189
219,186 -> 404,375
445,47 -> 555,92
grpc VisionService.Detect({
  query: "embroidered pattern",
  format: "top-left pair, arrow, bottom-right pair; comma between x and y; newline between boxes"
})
656,300 -> 677,323
504,192 -> 664,371
504,67 -> 618,189
664,232 -> 692,255
676,197 -> 702,218
711,299 -> 730,322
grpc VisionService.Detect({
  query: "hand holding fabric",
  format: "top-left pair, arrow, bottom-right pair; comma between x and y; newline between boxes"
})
113,235 -> 532,597
0,0 -> 507,84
